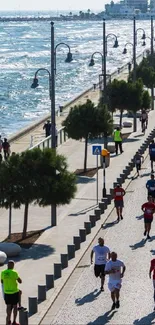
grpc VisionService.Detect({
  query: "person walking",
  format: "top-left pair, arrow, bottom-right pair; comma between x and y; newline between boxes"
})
146,174 -> 155,202
105,252 -> 126,310
43,120 -> 51,138
134,151 -> 144,176
140,109 -> 148,133
113,127 -> 123,155
141,196 -> 155,239
149,258 -> 155,310
90,237 -> 110,291
2,138 -> 10,160
149,140 -> 155,173
1,260 -> 22,325
113,184 -> 125,222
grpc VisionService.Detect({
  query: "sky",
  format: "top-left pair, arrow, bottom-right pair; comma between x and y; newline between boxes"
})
0,0 -> 111,12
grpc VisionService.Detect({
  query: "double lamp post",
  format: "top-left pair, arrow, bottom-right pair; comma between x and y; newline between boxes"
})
31,22 -> 73,227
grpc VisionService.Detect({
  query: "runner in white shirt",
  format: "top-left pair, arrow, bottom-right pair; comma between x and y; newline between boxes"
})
91,237 -> 110,291
105,252 -> 126,310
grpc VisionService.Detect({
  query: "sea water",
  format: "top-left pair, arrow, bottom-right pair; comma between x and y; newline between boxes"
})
0,11 -> 152,136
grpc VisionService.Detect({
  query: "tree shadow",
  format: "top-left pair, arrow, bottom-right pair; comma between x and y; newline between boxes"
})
13,244 -> 55,262
150,249 -> 155,255
69,204 -> 97,216
87,310 -> 117,325
75,289 -> 101,306
76,176 -> 96,184
136,214 -> 144,220
129,238 -> 147,250
133,312 -> 155,325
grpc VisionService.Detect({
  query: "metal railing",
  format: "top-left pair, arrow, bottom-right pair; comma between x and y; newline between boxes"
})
29,126 -> 67,150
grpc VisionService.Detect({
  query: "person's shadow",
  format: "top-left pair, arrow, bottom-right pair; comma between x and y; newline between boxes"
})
129,238 -> 147,250
87,310 -> 117,324
75,289 -> 101,306
133,311 -> 155,324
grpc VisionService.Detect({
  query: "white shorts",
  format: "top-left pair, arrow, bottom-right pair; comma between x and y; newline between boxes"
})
108,280 -> 122,292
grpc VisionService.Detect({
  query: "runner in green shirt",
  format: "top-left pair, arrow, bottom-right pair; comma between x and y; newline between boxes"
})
1,260 -> 22,325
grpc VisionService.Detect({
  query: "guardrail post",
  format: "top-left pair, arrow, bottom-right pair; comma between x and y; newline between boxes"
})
73,236 -> 81,250
54,263 -> 62,279
46,274 -> 54,290
28,297 -> 38,315
38,285 -> 46,301
67,244 -> 75,259
19,310 -> 28,325
61,253 -> 68,269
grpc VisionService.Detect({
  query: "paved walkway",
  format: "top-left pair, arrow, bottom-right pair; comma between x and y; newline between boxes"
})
41,154 -> 155,325
0,105 -> 154,325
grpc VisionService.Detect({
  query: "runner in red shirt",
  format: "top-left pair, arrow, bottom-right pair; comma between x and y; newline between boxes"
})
141,196 -> 155,239
149,259 -> 155,310
113,184 -> 125,222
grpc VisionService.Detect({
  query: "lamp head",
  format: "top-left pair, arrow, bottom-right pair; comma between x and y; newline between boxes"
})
65,52 -> 73,63
113,39 -> 119,48
123,48 -> 127,54
142,32 -> 146,40
89,58 -> 95,67
142,40 -> 146,46
31,77 -> 39,89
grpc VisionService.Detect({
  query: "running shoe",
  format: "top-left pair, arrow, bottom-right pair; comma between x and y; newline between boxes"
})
111,302 -> 116,310
12,322 -> 20,325
121,216 -> 123,220
100,286 -> 104,292
117,217 -> 120,222
17,306 -> 27,311
147,235 -> 151,240
116,300 -> 120,308
154,306 -> 155,311
144,230 -> 147,236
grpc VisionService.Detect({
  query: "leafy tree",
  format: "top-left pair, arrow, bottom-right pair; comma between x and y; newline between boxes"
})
106,79 -> 128,127
36,149 -> 77,207
126,79 -> 143,131
141,90 -> 151,110
0,154 -> 21,238
96,104 -> 113,148
62,100 -> 98,172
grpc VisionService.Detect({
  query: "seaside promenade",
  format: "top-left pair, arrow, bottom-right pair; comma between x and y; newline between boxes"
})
0,54 -> 151,324
0,95 -> 154,325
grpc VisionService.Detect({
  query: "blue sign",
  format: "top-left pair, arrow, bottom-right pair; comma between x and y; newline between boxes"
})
92,145 -> 102,155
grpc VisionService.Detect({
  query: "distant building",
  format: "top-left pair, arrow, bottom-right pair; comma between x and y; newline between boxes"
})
150,0 -> 155,10
105,1 -> 134,16
126,0 -> 148,12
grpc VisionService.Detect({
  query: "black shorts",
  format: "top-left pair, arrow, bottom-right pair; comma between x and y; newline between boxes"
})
136,163 -> 141,171
94,264 -> 105,277
150,156 -> 155,162
144,217 -> 153,224
4,292 -> 19,305
148,191 -> 155,199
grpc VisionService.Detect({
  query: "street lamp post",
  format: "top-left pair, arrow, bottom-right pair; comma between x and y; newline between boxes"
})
31,22 -> 73,227
123,17 -> 146,132
89,19 -> 119,103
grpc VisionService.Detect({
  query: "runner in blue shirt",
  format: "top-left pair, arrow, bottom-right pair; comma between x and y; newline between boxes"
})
149,140 -> 155,173
146,174 -> 155,201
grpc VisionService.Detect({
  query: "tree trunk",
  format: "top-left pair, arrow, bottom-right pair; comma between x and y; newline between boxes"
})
22,201 -> 29,239
84,136 -> 88,172
119,109 -> 123,128
133,113 -> 137,132
104,132 -> 108,149
8,204 -> 12,239
151,87 -> 154,110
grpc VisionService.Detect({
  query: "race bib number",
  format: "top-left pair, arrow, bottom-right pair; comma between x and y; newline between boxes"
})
98,256 -> 104,261
150,187 -> 155,191
115,192 -> 122,196
136,160 -> 140,163
146,209 -> 152,214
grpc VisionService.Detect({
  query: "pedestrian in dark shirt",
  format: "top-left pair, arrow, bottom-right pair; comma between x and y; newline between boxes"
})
43,120 -> 51,137
2,138 -> 10,160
